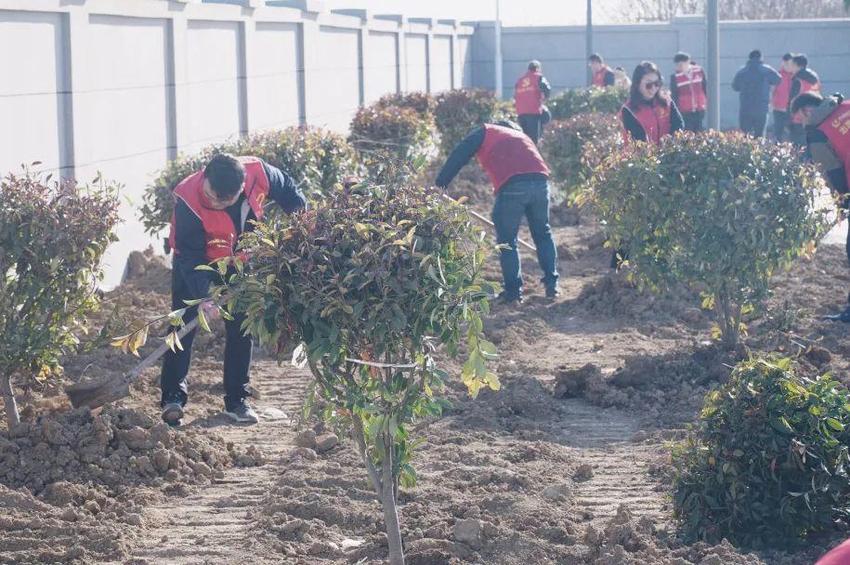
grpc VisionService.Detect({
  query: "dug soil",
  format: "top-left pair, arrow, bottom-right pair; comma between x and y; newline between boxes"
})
2,168 -> 848,564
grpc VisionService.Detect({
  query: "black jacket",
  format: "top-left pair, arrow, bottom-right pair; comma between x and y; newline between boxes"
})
172,161 -> 306,298
731,59 -> 781,116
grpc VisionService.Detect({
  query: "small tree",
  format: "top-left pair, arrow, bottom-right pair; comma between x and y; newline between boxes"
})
349,106 -> 436,182
589,131 -> 828,348
674,356 -> 850,546
216,183 -> 498,565
0,168 -> 119,428
540,113 -> 622,204
548,86 -> 628,121
434,89 -> 508,155
374,91 -> 436,119
139,127 -> 356,239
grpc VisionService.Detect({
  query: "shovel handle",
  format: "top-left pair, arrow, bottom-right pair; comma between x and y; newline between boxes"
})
122,318 -> 200,385
440,193 -> 538,253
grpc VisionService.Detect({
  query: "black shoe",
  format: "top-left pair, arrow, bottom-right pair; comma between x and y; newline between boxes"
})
224,401 -> 260,424
545,285 -> 561,299
161,402 -> 184,427
824,306 -> 850,323
498,290 -> 524,305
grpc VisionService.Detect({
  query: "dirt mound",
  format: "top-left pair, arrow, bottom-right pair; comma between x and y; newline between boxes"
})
573,273 -> 707,327
0,405 -> 248,495
0,483 -> 129,563
577,345 -> 740,427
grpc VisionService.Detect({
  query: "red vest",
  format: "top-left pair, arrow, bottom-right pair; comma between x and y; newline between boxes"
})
673,65 -> 707,113
791,75 -> 821,124
622,99 -> 673,146
817,101 -> 850,179
771,69 -> 793,112
477,125 -> 550,192
514,70 -> 544,115
168,156 -> 270,261
592,66 -> 613,88
816,538 -> 850,565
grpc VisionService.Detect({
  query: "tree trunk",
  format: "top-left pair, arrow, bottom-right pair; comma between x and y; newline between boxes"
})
716,290 -> 738,350
1,374 -> 20,429
381,433 -> 405,565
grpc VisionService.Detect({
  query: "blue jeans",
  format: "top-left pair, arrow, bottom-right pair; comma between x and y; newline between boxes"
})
491,178 -> 559,294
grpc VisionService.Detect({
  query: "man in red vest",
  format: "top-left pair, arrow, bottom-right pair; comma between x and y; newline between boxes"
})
670,52 -> 707,132
771,53 -> 794,142
514,60 -> 552,145
161,154 -> 306,425
788,53 -> 822,147
435,121 -> 559,304
792,92 -> 850,321
589,53 -> 615,88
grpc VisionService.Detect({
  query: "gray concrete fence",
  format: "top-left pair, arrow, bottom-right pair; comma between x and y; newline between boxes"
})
0,0 -> 473,286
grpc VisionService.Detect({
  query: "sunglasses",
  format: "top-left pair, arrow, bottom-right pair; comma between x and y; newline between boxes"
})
642,80 -> 662,89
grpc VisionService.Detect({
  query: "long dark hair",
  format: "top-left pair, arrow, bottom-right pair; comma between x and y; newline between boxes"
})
629,61 -> 665,108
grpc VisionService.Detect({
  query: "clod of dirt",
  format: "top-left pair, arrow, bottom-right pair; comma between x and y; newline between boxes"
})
805,346 -> 833,368
541,483 -> 571,501
453,518 -> 483,548
574,464 -> 594,482
553,364 -> 601,399
315,433 -> 339,453
294,429 -> 318,449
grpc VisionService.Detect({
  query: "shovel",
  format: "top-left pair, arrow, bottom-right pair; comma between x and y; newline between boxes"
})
440,193 -> 538,253
66,318 -> 199,409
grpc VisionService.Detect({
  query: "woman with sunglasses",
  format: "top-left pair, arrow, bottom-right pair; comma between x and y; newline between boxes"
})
621,61 -> 684,145
612,62 -> 684,270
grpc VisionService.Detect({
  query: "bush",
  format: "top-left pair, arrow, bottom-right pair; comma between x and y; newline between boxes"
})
548,86 -> 628,121
540,113 -> 622,204
374,91 -> 436,119
0,168 -> 119,428
673,357 -> 850,546
139,127 -> 356,238
215,182 -> 497,565
589,130 -> 828,347
349,105 -> 436,182
434,89 -> 507,155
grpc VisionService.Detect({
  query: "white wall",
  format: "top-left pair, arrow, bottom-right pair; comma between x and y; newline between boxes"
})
0,1 -> 473,288
365,30 -> 398,103
431,34 -> 453,92
0,10 -> 68,176
405,33 -> 428,92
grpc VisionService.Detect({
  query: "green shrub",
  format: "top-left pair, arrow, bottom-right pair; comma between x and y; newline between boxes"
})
540,113 -> 622,203
349,105 -> 436,182
213,182 -> 497,565
374,91 -> 436,119
589,130 -> 828,347
434,89 -> 505,155
0,168 -> 119,428
673,357 -> 850,546
139,127 -> 356,238
548,86 -> 628,121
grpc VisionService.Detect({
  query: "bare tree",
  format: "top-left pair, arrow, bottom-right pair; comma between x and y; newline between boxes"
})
604,0 -> 847,21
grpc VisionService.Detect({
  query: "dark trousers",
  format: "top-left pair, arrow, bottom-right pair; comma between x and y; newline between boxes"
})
491,178 -> 559,294
518,114 -> 544,145
160,269 -> 253,409
682,111 -> 705,132
789,123 -> 806,147
773,110 -> 790,142
740,112 -> 767,138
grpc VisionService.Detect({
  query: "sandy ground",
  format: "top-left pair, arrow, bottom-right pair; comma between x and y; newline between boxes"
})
2,167 -> 849,564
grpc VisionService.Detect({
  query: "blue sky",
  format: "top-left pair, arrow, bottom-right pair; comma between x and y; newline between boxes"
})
322,0 -> 620,25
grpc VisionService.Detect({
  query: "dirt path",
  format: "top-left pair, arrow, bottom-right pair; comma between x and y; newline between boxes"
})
128,361 -> 310,565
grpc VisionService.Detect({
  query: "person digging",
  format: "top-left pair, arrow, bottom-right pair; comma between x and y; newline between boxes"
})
792,91 -> 850,322
435,120 -> 559,304
161,153 -> 306,426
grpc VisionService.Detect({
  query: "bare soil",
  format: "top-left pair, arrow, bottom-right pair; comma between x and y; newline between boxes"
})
2,169 -> 848,564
